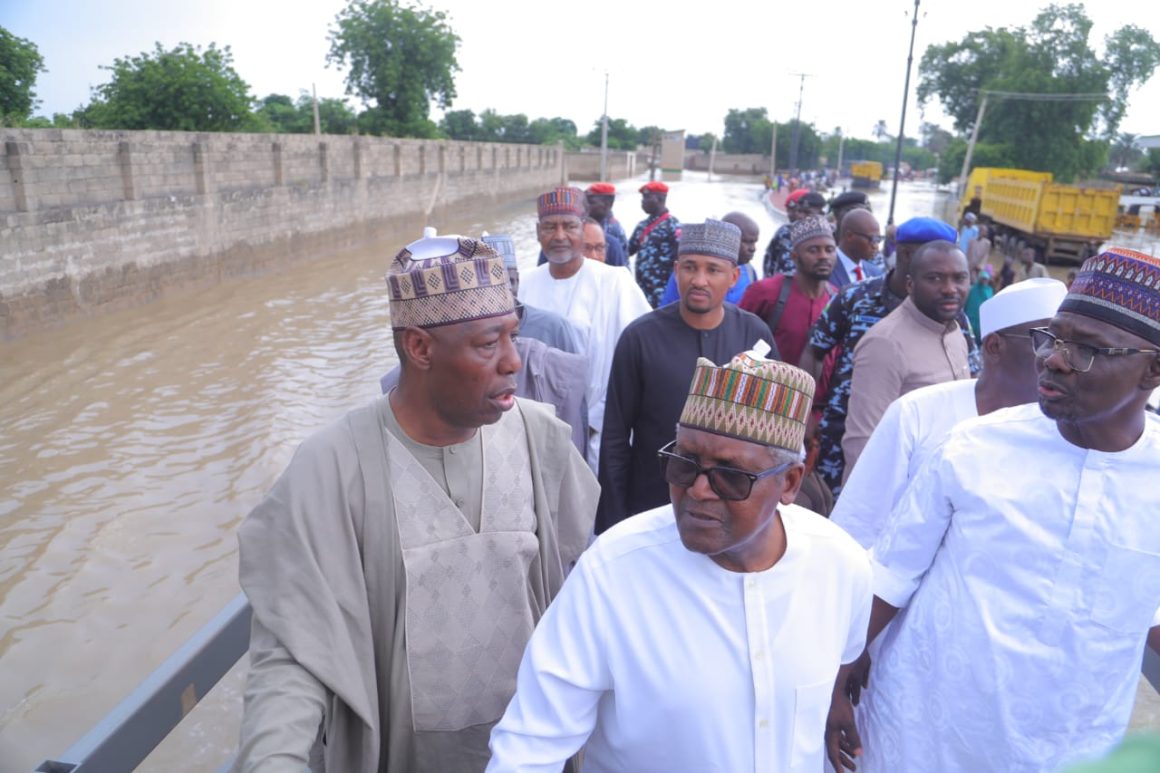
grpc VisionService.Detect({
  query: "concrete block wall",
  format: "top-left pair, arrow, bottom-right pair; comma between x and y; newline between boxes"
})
563,151 -> 638,182
0,128 -> 564,338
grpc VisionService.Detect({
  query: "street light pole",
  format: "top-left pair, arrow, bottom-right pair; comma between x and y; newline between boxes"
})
887,0 -> 921,226
599,72 -> 609,181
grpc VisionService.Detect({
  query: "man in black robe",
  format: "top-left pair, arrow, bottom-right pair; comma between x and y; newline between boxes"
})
595,219 -> 775,533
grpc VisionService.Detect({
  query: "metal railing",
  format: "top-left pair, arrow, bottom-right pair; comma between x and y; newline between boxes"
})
35,594 -> 251,773
33,591 -> 1160,771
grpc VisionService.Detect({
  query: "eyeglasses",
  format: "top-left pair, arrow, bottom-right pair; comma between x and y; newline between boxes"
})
657,440 -> 793,501
1029,327 -> 1160,373
582,243 -> 607,254
852,232 -> 883,246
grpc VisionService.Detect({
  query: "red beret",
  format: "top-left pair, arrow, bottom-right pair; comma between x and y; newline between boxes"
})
639,181 -> 669,194
786,189 -> 810,206
587,182 -> 616,195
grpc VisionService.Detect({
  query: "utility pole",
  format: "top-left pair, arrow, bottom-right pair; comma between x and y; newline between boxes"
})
836,129 -> 846,179
887,0 -> 920,226
599,72 -> 610,181
312,83 -> 321,136
788,72 -> 812,172
957,93 -> 989,198
769,122 -> 778,178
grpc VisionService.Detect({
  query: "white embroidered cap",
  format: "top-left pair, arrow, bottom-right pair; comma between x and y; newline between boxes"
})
979,277 -> 1068,338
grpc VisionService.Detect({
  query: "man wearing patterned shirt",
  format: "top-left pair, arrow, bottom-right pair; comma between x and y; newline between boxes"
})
801,218 -> 979,498
629,181 -> 682,307
763,189 -> 826,277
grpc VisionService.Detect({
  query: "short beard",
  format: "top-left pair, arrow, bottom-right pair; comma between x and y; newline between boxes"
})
546,251 -> 582,266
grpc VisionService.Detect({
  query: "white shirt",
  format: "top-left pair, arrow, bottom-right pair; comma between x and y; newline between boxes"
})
519,259 -> 650,466
832,379 -> 978,548
487,504 -> 872,773
859,404 -> 1160,772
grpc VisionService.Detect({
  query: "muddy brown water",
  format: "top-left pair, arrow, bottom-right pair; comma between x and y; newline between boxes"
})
2,176 -> 1155,771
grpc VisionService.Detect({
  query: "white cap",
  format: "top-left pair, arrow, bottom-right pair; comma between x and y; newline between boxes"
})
404,227 -> 468,260
979,277 -> 1068,338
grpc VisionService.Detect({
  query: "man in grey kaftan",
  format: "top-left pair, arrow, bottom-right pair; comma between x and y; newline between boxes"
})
235,233 -> 597,772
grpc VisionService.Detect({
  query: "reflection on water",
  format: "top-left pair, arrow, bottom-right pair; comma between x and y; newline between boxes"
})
0,176 -> 949,770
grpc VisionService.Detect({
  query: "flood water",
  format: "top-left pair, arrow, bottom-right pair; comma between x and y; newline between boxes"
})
1,175 -> 1152,771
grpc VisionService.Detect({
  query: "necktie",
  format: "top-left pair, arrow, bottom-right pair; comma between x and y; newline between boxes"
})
854,264 -> 864,281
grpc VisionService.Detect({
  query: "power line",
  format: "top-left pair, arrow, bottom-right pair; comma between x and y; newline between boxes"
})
979,89 -> 1107,102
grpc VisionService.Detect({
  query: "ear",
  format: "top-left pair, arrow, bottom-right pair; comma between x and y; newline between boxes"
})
1142,354 -> 1160,391
981,332 -> 1003,359
399,327 -> 436,371
778,463 -> 806,505
906,274 -> 915,295
731,265 -> 741,284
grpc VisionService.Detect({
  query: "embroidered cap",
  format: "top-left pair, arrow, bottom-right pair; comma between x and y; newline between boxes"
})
678,219 -> 742,263
979,277 -> 1067,338
537,187 -> 586,219
1057,247 -> 1160,346
386,228 -> 515,330
679,348 -> 816,451
790,215 -> 834,250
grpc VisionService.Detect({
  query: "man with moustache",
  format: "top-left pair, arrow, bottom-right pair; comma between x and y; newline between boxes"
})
740,214 -> 839,367
520,187 -> 651,467
801,217 -> 979,498
841,240 -> 972,474
832,278 -> 1068,548
764,189 -> 827,276
596,219 -> 773,534
489,351 -> 871,771
827,247 -> 1160,772
236,233 -> 597,772
657,211 -> 762,306
629,180 -> 682,308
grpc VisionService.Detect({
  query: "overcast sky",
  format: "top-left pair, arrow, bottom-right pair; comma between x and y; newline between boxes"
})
5,0 -> 1160,141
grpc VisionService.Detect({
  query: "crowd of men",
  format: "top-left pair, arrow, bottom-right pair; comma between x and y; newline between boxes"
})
232,177 -> 1160,773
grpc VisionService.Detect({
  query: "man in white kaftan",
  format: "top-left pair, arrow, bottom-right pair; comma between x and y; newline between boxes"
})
832,278 -> 1067,548
489,351 -> 871,772
236,234 -> 597,772
826,247 -> 1160,773
518,187 -> 650,468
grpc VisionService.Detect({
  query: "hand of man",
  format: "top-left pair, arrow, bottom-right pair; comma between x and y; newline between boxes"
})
826,669 -> 863,771
842,648 -> 872,706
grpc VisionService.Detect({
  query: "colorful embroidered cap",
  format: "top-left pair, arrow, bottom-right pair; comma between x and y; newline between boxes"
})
640,181 -> 669,194
586,182 -> 616,196
678,219 -> 742,263
386,228 -> 515,330
1058,247 -> 1160,346
679,349 -> 816,451
979,277 -> 1067,338
790,215 -> 834,250
537,187 -> 586,219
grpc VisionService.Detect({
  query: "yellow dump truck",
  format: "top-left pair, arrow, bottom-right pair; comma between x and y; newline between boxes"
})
958,167 -> 1119,263
850,161 -> 883,189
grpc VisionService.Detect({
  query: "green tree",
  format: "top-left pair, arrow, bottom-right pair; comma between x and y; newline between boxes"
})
1,27 -> 47,124
1140,149 -> 1160,180
917,4 -> 1160,181
78,42 -> 257,131
1110,133 -> 1142,171
585,117 -> 639,150
256,93 -> 306,133
439,108 -> 478,140
722,108 -> 771,154
328,0 -> 460,138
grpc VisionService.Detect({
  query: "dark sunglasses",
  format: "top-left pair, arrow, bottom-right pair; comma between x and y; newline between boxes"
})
657,440 -> 793,501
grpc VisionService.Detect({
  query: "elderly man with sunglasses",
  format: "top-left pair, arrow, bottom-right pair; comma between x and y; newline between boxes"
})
488,347 -> 872,772
827,247 -> 1160,773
